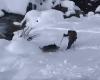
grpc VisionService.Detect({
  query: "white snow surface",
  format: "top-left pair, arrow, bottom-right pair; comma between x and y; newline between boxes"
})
61,0 -> 80,16
0,10 -> 4,17
0,10 -> 100,80
20,9 -> 64,29
61,0 -> 75,9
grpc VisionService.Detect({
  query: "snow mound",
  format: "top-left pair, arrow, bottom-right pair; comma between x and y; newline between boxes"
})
6,38 -> 40,54
0,10 -> 4,17
15,9 -> 64,41
61,0 -> 80,16
21,9 -> 64,29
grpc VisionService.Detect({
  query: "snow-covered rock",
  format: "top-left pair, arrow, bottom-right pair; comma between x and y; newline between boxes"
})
61,0 -> 80,17
14,9 -> 64,40
0,10 -> 4,17
95,5 -> 100,13
1,0 -> 100,80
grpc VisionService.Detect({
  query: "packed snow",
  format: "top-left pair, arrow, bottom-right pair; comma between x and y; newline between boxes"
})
20,9 -> 64,28
0,9 -> 100,80
0,0 -> 29,15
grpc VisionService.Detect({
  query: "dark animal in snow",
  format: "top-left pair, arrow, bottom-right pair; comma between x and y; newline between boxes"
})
40,44 -> 60,52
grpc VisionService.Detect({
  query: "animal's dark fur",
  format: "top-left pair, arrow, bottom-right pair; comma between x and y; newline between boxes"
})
40,44 -> 60,52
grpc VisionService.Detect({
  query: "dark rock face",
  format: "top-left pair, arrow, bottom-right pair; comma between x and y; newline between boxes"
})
71,0 -> 100,13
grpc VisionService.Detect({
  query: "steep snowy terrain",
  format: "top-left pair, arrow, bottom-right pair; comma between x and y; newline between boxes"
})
0,13 -> 100,80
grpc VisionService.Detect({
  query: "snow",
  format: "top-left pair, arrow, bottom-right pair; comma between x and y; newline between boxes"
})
61,0 -> 80,11
0,0 -> 79,15
6,38 -> 40,54
31,0 -> 54,11
37,9 -> 64,24
20,9 -> 64,30
61,0 -> 80,16
95,5 -> 100,12
61,0 -> 75,9
0,12 -> 100,80
87,12 -> 95,16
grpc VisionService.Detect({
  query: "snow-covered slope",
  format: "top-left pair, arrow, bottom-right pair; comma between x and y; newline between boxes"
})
0,10 -> 4,17
0,0 -> 29,15
0,0 -> 79,15
0,13 -> 100,80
